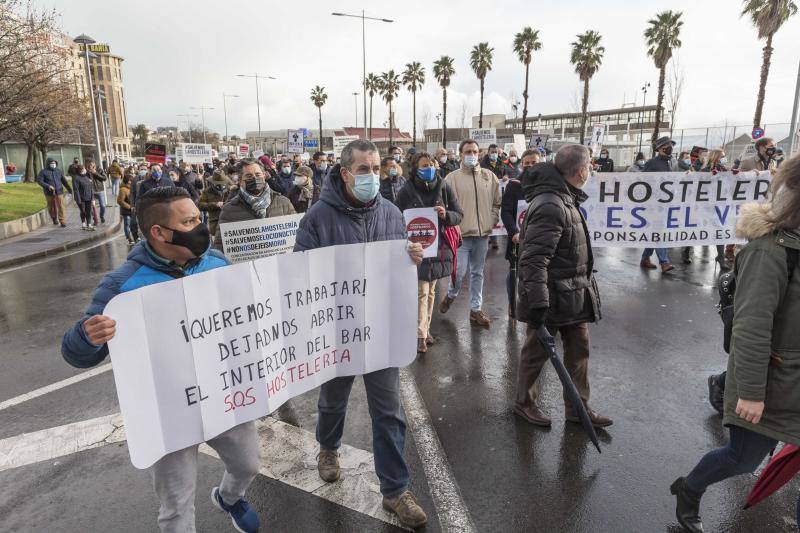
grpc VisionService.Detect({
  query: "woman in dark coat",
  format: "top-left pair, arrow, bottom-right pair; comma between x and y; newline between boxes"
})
395,152 -> 463,354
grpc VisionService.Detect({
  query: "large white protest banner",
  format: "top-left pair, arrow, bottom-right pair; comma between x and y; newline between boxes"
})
220,214 -> 304,263
333,135 -> 360,158
582,171 -> 772,247
469,128 -> 496,148
104,240 -> 417,469
403,208 -> 439,258
179,143 -> 213,164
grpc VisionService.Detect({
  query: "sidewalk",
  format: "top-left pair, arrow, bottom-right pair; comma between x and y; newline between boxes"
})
0,197 -> 122,269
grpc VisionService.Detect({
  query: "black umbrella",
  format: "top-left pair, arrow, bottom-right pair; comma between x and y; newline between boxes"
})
509,243 -> 519,321
536,326 -> 602,453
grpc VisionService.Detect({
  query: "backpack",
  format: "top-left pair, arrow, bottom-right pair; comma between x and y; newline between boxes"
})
718,240 -> 799,354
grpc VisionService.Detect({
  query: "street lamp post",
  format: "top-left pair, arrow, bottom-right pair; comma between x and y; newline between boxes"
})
789,58 -> 800,156
222,93 -> 239,142
189,106 -> 215,144
94,88 -> 110,166
177,113 -> 198,145
331,11 -> 393,140
638,82 -> 651,155
352,92 -> 359,127
236,73 -> 276,149
73,34 -> 103,164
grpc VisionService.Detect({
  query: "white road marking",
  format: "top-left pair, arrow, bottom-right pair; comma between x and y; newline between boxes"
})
0,414 -> 407,529
400,368 -> 477,532
0,363 -> 113,412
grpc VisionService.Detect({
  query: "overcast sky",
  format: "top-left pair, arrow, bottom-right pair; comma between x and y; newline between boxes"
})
39,0 -> 800,139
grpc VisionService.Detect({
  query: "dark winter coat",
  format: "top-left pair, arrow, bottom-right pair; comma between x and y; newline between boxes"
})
35,158 -> 72,196
642,154 -> 676,172
379,174 -> 407,204
395,176 -> 463,281
73,173 -> 95,203
175,175 -> 200,204
501,178 -> 526,262
134,175 -> 174,205
294,164 -> 405,252
198,176 -> 233,223
516,163 -> 601,327
596,157 -> 614,172
440,160 -> 459,178
212,189 -> 296,251
480,156 -> 508,180
722,202 -> 800,445
89,169 -> 107,193
117,182 -> 133,216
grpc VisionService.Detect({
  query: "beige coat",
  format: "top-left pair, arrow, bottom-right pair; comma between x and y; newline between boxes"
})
444,165 -> 501,237
738,154 -> 776,172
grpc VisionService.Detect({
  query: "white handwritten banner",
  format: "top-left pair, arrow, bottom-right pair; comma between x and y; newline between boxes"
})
581,171 -> 772,247
104,240 -> 417,469
220,214 -> 303,263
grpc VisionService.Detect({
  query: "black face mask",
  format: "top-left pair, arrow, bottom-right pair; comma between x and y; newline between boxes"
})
162,223 -> 210,258
245,178 -> 266,195
765,147 -> 776,158
661,146 -> 673,157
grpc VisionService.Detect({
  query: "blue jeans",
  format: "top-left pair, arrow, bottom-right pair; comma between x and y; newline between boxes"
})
316,367 -> 408,498
111,178 -> 119,197
93,192 -> 106,221
447,236 -> 490,311
685,425 -> 777,493
642,248 -> 669,264
122,215 -> 132,241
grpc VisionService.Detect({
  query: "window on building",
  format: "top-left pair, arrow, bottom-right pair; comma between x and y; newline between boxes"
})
96,65 -> 103,81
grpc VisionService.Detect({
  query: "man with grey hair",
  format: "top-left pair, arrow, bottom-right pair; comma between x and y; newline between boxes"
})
513,143 -> 612,429
294,139 -> 428,529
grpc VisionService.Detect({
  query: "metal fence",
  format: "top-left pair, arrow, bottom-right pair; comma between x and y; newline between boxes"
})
669,122 -> 793,160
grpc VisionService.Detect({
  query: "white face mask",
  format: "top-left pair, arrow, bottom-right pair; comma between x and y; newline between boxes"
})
509,156 -> 518,164
293,176 -> 307,186
438,156 -> 447,165
463,155 -> 479,167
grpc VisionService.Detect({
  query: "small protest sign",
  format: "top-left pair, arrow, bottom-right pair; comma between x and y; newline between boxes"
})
220,214 -> 304,263
179,143 -> 213,164
469,128 -> 497,148
333,135 -> 360,158
144,143 -> 167,164
403,208 -> 439,258
287,130 -> 304,154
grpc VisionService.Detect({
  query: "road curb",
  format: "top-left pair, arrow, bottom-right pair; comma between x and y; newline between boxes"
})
0,219 -> 121,269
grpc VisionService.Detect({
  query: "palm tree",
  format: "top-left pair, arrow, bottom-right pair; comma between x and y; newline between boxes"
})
131,123 -> 148,156
512,27 -> 542,135
741,0 -> 798,130
645,11 -> 683,151
365,73 -> 381,141
310,86 -> 327,150
469,42 -> 494,128
433,56 -> 456,148
378,70 -> 401,148
569,31 -> 605,145
402,62 -> 425,147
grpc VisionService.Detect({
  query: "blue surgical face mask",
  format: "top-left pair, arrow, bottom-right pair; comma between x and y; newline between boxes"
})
151,171 -> 162,179
463,155 -> 478,167
489,153 -> 498,162
719,157 -> 728,165
349,170 -> 380,203
282,166 -> 291,175
137,169 -> 147,177
682,158 -> 691,166
389,167 -> 398,177
417,166 -> 436,182
319,162 -> 328,171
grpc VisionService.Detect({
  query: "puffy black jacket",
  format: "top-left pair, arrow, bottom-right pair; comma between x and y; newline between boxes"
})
294,164 -> 405,252
516,163 -> 601,327
395,175 -> 463,281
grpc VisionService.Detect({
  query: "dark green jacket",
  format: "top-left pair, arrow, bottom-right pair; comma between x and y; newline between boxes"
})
723,202 -> 800,445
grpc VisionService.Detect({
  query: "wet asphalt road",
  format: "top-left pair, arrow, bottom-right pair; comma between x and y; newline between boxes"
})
0,236 -> 798,532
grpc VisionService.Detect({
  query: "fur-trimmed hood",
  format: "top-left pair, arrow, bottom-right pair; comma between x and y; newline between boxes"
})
736,202 -> 776,241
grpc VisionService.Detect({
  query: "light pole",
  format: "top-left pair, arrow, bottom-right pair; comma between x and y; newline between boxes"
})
222,93 -> 239,142
189,106 -> 214,144
638,82 -> 651,155
94,88 -> 110,166
352,92 -> 359,127
177,113 -> 198,144
236,73 -> 276,148
73,34 -> 103,164
332,11 -> 393,140
789,58 -> 800,156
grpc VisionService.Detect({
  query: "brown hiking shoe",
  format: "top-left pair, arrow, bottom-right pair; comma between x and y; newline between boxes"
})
566,406 -> 613,428
661,263 -> 675,273
640,258 -> 657,269
513,403 -> 552,427
382,491 -> 428,528
417,338 -> 427,354
469,310 -> 491,328
439,295 -> 454,314
317,449 -> 340,482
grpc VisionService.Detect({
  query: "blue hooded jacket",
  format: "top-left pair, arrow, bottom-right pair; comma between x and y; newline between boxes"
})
294,164 -> 405,251
35,158 -> 72,196
61,242 -> 229,368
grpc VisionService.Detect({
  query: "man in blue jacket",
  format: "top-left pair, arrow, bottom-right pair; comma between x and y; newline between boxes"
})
294,139 -> 427,529
61,187 -> 260,533
35,157 -> 73,227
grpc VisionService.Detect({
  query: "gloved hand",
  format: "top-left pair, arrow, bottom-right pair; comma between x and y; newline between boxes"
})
527,307 -> 548,329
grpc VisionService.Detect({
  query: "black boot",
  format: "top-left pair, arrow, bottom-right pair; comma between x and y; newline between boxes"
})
670,477 -> 704,533
707,374 -> 725,415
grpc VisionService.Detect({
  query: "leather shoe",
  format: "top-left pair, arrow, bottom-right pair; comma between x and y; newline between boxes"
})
566,406 -> 613,428
513,403 -> 552,427
469,310 -> 491,328
670,477 -> 704,533
439,296 -> 454,314
417,338 -> 427,354
640,259 -> 657,269
661,263 -> 675,273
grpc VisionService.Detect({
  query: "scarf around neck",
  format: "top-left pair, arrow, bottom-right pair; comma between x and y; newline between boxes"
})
238,186 -> 272,218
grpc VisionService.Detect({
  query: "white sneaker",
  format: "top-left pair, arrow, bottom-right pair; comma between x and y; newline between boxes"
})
88,225 -> 96,231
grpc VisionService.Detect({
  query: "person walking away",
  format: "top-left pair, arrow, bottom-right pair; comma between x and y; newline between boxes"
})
287,165 -> 315,213
73,165 -> 95,231
35,157 -> 72,227
671,152 -> 800,533
108,159 -> 124,197
61,187 -> 261,533
379,156 -> 406,204
117,175 -> 135,243
439,139 -> 502,327
212,158 -> 295,250
738,137 -> 777,172
502,149 -> 540,319
198,169 -> 233,238
640,137 -> 676,273
395,151 -> 463,354
87,160 -> 108,224
514,143 -> 611,430
293,139 -> 428,528
596,149 -> 614,172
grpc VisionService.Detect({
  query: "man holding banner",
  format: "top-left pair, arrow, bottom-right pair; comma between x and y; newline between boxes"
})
294,139 -> 429,529
61,187 -> 261,533
640,137 -> 677,273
